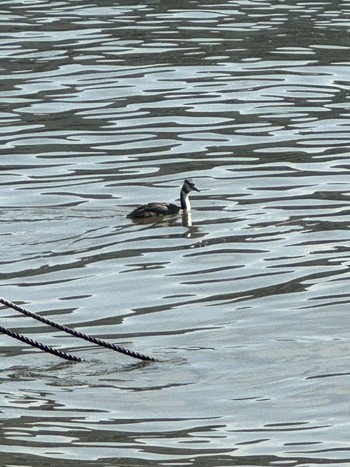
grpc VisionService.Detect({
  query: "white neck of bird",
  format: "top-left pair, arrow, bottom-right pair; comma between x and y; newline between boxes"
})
180,191 -> 191,211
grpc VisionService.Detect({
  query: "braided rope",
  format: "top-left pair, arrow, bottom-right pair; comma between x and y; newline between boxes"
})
0,325 -> 82,362
0,297 -> 156,362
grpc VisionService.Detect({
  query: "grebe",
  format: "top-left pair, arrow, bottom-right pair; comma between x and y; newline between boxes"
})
127,178 -> 200,219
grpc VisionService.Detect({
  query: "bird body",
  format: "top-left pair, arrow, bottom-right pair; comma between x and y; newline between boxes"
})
127,179 -> 199,219
128,202 -> 180,218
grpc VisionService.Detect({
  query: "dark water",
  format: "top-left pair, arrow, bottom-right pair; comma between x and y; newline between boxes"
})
1,0 -> 350,465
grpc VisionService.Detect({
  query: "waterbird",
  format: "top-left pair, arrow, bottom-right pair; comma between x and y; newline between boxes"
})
127,178 -> 200,219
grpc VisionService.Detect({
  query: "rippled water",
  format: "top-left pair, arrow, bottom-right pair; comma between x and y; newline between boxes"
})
2,0 -> 350,465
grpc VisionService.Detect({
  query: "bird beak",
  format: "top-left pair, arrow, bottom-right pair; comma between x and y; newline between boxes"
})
193,186 -> 200,192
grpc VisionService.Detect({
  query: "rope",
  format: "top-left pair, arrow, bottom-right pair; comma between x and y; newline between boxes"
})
0,297 -> 156,362
0,325 -> 82,362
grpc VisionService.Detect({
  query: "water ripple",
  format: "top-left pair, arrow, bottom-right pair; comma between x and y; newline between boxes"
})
1,0 -> 350,465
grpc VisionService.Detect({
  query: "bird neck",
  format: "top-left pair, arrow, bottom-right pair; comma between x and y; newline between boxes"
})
180,190 -> 191,211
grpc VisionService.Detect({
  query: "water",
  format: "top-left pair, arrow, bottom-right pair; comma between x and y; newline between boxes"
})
1,0 -> 350,465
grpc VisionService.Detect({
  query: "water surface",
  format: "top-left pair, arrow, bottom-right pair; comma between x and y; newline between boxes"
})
1,0 -> 350,465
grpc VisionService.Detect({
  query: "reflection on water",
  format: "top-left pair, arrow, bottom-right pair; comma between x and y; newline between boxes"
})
1,0 -> 350,465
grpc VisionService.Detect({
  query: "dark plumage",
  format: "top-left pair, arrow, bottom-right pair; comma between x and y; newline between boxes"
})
127,179 -> 200,219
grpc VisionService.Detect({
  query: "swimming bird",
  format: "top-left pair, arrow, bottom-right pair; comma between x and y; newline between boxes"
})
127,178 -> 200,219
